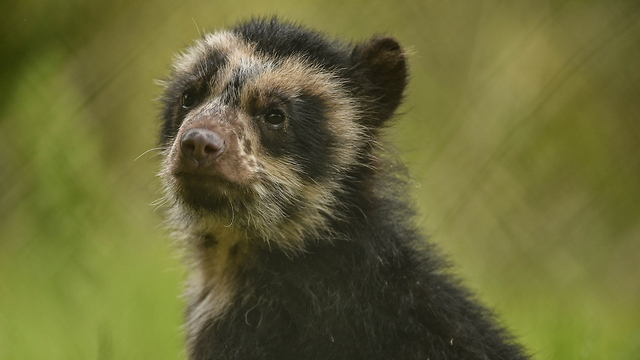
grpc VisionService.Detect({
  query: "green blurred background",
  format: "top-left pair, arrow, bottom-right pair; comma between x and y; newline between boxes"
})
1,0 -> 639,359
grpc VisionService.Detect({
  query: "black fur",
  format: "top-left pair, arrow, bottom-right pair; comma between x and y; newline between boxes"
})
285,93 -> 336,181
234,19 -> 352,72
161,18 -> 529,360
161,49 -> 227,145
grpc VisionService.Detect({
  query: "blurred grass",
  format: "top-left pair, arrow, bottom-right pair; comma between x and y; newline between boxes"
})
1,0 -> 639,359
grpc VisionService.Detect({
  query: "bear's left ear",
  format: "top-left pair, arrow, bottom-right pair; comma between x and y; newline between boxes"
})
352,37 -> 407,127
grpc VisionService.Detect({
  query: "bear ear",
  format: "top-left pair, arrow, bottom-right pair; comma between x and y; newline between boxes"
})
352,37 -> 407,127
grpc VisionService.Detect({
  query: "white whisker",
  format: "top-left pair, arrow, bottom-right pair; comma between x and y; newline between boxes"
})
151,196 -> 170,211
225,201 -> 235,227
134,147 -> 166,162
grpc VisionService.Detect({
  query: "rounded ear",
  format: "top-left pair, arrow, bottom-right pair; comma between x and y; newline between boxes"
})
353,37 -> 407,127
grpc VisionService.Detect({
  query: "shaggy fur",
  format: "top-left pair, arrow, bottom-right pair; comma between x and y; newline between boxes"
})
159,17 -> 529,360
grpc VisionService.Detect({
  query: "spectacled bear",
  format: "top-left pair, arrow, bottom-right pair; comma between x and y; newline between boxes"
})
158,17 -> 529,360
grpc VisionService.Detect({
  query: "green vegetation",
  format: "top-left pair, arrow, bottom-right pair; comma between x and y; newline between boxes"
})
1,1 -> 639,359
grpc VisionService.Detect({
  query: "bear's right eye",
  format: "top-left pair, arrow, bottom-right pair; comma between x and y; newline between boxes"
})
264,109 -> 286,129
181,88 -> 201,109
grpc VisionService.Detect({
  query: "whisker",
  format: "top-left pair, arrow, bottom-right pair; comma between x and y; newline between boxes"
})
151,196 -> 171,211
134,147 -> 167,162
225,201 -> 235,227
192,17 -> 203,39
150,197 -> 166,206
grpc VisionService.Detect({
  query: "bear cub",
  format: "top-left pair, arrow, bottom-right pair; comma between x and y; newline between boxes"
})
159,17 -> 529,360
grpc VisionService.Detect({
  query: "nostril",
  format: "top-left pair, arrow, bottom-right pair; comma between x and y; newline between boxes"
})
182,140 -> 196,153
204,143 -> 220,155
180,128 -> 226,165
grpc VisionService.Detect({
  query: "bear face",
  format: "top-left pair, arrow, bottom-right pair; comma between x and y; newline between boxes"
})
160,20 -> 406,251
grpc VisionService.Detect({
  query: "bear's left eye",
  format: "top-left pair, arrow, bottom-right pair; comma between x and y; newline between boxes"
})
264,109 -> 286,129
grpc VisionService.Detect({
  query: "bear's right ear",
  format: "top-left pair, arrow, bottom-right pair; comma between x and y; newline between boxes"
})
352,37 -> 407,128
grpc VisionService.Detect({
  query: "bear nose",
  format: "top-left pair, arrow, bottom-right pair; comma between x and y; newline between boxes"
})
180,128 -> 226,165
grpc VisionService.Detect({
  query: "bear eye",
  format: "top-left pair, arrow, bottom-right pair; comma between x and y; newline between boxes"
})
181,88 -> 201,109
264,109 -> 286,129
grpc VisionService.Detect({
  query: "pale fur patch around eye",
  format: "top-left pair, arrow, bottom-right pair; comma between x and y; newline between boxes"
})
244,57 -> 366,168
